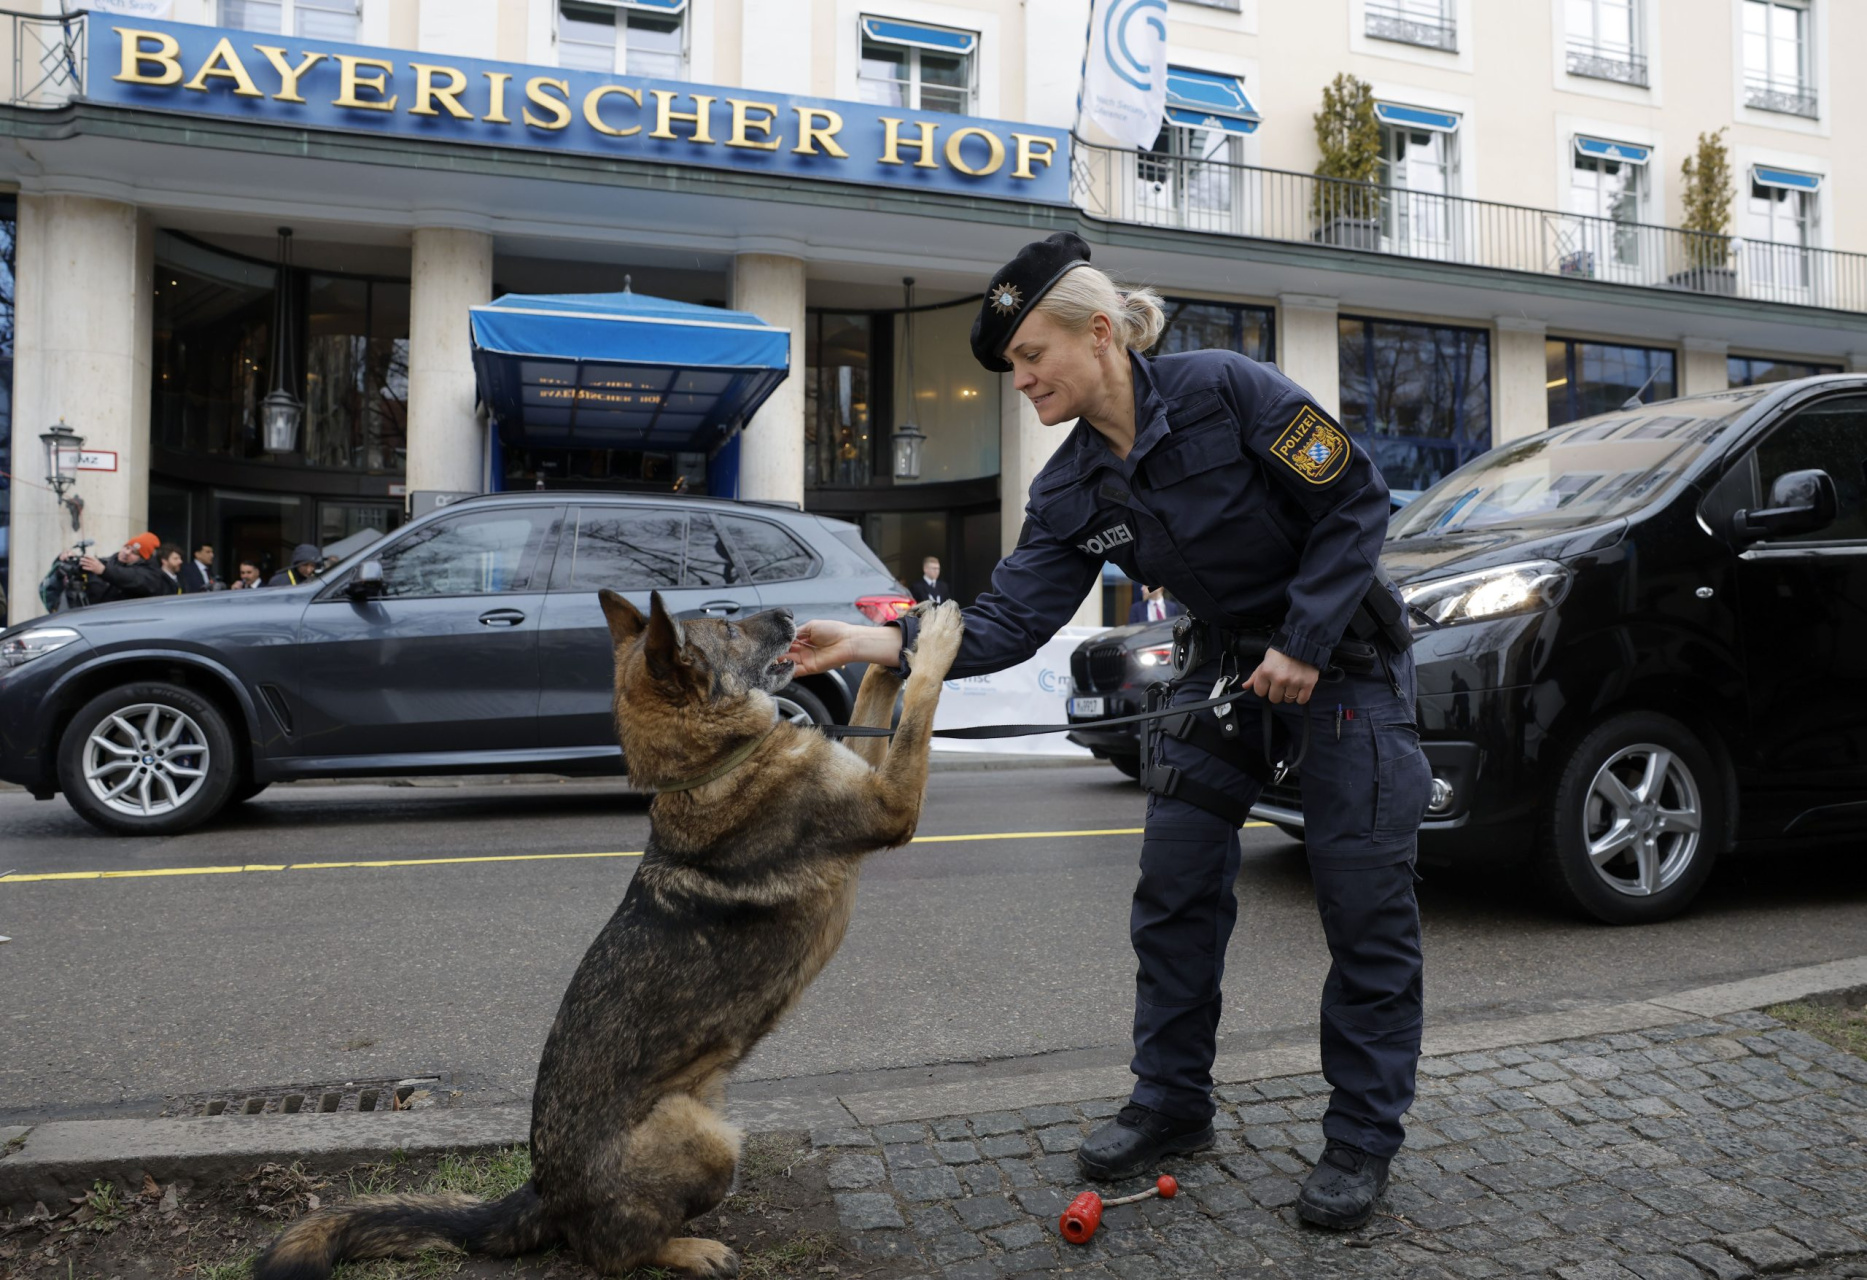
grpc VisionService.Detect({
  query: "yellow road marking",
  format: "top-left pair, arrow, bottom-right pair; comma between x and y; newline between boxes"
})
0,824 -> 1269,885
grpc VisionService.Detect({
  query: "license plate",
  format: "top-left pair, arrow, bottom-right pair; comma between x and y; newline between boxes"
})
1069,696 -> 1106,717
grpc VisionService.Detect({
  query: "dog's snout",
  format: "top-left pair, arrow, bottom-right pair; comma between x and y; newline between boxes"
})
775,608 -> 794,623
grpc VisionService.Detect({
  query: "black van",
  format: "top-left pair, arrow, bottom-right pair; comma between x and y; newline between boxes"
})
1240,375 -> 1867,923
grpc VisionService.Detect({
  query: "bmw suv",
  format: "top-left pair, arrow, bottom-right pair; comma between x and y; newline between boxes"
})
0,493 -> 910,835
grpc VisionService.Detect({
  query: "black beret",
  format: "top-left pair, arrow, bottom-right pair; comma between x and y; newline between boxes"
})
970,232 -> 1092,373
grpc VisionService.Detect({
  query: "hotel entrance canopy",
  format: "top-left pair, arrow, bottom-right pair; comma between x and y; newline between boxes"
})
469,291 -> 791,452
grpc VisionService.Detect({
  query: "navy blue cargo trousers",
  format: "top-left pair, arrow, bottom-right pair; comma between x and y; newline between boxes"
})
1129,651 -> 1430,1158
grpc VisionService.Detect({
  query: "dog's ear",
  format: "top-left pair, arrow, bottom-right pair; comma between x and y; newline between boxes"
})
598,589 -> 647,646
643,590 -> 690,680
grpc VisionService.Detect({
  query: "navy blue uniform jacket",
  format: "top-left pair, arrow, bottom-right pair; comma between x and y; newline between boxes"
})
900,349 -> 1390,678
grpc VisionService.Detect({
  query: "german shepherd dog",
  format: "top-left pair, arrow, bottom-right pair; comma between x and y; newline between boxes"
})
254,592 -> 964,1279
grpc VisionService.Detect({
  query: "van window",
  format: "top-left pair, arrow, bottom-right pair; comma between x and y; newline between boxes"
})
1751,396 -> 1867,543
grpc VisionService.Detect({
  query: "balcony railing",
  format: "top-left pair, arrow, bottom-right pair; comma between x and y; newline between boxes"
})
3,8 -> 83,108
1364,1 -> 1457,52
1565,39 -> 1648,87
1744,72 -> 1818,118
1071,140 -> 1867,313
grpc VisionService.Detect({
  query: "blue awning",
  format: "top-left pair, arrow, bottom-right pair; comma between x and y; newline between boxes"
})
1753,165 -> 1820,191
1575,135 -> 1650,165
470,291 -> 790,453
1374,102 -> 1460,133
1166,67 -> 1260,135
616,0 -> 687,11
861,15 -> 977,54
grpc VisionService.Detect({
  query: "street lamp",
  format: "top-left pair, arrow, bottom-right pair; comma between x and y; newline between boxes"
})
261,226 -> 304,454
892,276 -> 925,481
39,419 -> 85,532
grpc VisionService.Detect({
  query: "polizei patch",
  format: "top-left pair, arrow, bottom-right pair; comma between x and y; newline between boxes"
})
1077,523 -> 1135,556
1271,405 -> 1351,485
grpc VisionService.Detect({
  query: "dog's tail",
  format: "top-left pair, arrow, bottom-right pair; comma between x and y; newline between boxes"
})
251,1182 -> 554,1280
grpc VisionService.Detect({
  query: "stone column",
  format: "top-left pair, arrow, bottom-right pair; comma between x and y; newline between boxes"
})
1679,337 -> 1730,396
731,252 -> 806,507
406,225 -> 493,496
8,194 -> 154,624
1000,374 -> 1098,627
1493,317 -> 1550,444
1276,294 -> 1341,416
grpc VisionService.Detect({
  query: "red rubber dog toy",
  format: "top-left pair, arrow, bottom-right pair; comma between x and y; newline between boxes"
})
1059,1175 -> 1178,1244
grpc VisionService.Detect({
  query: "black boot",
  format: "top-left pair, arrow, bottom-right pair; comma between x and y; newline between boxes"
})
1296,1139 -> 1391,1229
1076,1103 -> 1215,1182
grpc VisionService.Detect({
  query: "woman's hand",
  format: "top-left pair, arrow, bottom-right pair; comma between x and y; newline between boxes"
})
786,620 -> 904,676
1244,648 -> 1321,706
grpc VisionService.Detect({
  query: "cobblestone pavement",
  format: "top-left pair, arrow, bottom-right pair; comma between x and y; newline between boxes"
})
821,1011 -> 1867,1278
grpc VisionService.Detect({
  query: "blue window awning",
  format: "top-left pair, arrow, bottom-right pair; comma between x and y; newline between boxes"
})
577,0 -> 688,11
470,291 -> 790,453
1374,102 -> 1460,133
1574,135 -> 1650,165
861,15 -> 978,54
1166,67 -> 1260,135
1753,165 -> 1821,191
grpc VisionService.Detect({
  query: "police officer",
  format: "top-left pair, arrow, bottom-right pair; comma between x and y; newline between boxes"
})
268,543 -> 323,588
789,233 -> 1430,1230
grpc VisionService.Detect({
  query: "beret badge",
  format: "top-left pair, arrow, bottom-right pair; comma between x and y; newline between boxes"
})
989,282 -> 1023,315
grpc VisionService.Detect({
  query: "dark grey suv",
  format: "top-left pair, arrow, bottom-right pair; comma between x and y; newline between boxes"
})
0,493 -> 911,835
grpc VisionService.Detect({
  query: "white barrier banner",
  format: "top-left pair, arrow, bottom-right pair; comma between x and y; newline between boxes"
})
931,626 -> 1106,756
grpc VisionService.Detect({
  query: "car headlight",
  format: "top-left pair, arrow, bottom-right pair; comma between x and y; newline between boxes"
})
1402,560 -> 1570,630
0,626 -> 81,671
1136,645 -> 1175,668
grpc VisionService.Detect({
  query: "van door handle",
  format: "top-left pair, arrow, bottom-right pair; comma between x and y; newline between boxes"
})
478,608 -> 526,627
700,601 -> 742,615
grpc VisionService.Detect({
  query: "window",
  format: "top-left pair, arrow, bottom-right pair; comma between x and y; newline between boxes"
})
1564,139 -> 1650,276
718,516 -> 815,582
806,312 -> 880,490
1377,120 -> 1457,259
1149,299 -> 1275,364
222,0 -> 359,40
374,507 -> 558,598
1565,0 -> 1646,84
1749,396 -> 1867,542
1728,355 -> 1842,386
559,0 -> 687,79
1338,316 -> 1491,491
1546,339 -> 1676,427
560,507 -> 746,589
1744,170 -> 1818,299
1134,69 -> 1259,234
1743,0 -> 1816,116
858,17 -> 977,115
1365,0 -> 1457,52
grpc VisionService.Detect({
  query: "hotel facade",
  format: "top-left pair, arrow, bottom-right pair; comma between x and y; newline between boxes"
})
3,0 -> 1862,622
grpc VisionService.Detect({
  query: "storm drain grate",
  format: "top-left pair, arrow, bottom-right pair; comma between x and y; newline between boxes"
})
160,1076 -> 449,1119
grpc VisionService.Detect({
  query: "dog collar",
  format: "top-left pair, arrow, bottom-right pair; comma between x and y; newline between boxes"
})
655,723 -> 777,794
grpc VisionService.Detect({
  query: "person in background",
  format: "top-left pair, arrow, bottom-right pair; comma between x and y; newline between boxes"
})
907,555 -> 951,605
72,534 -> 163,604
230,559 -> 264,590
184,542 -> 219,593
156,545 -> 186,596
267,543 -> 322,587
1127,584 -> 1186,626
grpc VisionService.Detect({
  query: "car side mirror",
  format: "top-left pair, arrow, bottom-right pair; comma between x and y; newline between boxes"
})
1731,468 -> 1837,543
344,560 -> 385,600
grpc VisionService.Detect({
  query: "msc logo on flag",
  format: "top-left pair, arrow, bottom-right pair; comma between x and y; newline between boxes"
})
1270,405 -> 1351,485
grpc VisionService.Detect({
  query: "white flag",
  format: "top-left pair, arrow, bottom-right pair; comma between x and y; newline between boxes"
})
1083,0 -> 1169,151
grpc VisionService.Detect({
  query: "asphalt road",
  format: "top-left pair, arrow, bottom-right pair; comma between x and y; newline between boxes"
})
3,764 -> 1865,1123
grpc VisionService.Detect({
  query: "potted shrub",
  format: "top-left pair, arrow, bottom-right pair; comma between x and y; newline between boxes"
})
1671,129 -> 1736,295
1312,73 -> 1382,250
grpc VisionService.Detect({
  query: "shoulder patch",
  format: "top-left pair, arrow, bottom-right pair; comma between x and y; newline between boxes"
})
1269,405 -> 1351,486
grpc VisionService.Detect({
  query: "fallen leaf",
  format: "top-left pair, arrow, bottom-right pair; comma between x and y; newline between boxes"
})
142,1175 -> 161,1200
305,1194 -> 321,1212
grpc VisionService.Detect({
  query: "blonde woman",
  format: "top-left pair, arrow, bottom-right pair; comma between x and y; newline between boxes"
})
788,233 -> 1426,1230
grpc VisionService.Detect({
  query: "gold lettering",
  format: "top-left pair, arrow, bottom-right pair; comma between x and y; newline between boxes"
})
583,84 -> 642,136
409,63 -> 472,119
114,27 -> 182,86
484,71 -> 512,124
333,54 -> 398,111
879,117 -> 940,168
523,77 -> 572,129
943,126 -> 1006,177
726,98 -> 781,150
649,90 -> 716,143
254,46 -> 325,103
1011,132 -> 1058,181
791,106 -> 848,157
183,36 -> 264,97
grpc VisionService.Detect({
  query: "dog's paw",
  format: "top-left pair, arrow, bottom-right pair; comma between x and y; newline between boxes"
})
654,1237 -> 739,1277
907,601 -> 964,681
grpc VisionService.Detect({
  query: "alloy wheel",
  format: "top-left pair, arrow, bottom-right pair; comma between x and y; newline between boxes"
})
83,703 -> 212,818
772,694 -> 823,728
1581,743 -> 1703,897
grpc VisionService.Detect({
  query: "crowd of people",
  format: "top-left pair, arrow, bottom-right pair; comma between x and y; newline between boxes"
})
38,536 -> 323,613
